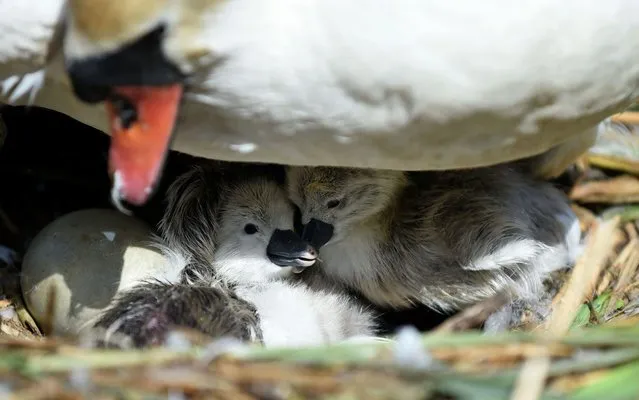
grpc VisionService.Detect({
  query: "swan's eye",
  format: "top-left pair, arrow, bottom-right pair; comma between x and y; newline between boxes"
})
326,199 -> 340,209
244,224 -> 258,234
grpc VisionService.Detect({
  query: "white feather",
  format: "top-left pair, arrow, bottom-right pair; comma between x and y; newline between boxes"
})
2,0 -> 637,171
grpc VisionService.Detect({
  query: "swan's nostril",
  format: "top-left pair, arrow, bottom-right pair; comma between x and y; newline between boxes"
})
109,93 -> 138,129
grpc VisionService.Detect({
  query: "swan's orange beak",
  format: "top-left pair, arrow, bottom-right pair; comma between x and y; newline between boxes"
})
106,85 -> 182,206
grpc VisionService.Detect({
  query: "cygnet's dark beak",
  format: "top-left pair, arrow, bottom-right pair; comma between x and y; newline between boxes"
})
267,229 -> 318,268
301,219 -> 334,249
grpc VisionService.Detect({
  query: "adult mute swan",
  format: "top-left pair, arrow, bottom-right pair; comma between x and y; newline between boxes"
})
3,0 -> 639,206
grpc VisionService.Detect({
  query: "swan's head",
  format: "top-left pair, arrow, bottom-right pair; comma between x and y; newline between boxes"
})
64,0 -> 222,79
214,178 -> 318,284
63,0 -> 227,207
286,167 -> 406,247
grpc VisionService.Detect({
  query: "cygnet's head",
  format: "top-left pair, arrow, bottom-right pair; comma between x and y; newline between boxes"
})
214,178 -> 318,284
286,167 -> 406,246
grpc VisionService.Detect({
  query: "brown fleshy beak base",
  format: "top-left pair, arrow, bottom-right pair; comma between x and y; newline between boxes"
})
106,84 -> 182,207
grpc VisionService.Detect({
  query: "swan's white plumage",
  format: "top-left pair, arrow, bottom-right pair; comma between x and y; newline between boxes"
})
0,0 -> 62,76
3,0 -> 639,170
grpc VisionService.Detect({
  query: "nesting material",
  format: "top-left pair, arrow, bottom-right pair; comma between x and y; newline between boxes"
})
569,175 -> 639,203
511,217 -> 621,400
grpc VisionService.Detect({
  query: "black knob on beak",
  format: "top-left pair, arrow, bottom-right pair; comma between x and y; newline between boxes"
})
267,229 -> 318,268
301,219 -> 334,249
66,25 -> 184,104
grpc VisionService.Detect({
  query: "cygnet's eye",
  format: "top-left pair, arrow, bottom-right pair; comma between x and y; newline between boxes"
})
326,199 -> 340,209
244,224 -> 259,235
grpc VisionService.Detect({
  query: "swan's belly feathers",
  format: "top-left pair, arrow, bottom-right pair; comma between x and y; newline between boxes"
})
170,0 -> 639,169
6,0 -> 639,170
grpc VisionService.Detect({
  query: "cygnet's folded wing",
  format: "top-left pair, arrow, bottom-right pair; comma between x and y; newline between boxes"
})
93,281 -> 262,348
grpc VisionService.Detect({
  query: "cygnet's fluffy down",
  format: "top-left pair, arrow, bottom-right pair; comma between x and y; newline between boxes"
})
94,163 -> 377,348
286,164 -> 582,312
92,280 -> 263,348
234,280 -> 375,347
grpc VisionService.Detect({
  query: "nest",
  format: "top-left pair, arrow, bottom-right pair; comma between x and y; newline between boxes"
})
1,108 -> 639,399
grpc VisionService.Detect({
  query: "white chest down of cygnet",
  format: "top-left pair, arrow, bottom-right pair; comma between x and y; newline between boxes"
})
286,165 -> 582,312
94,164 -> 377,348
